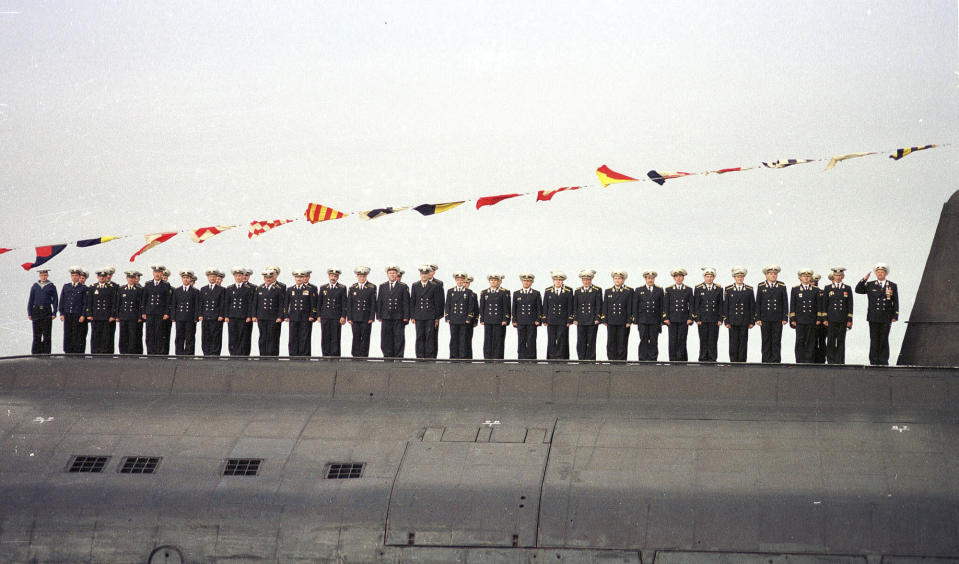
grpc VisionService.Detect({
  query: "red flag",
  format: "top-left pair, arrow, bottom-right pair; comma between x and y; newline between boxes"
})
21,244 -> 68,270
129,232 -> 177,262
249,219 -> 294,238
476,193 -> 521,210
190,225 -> 236,243
537,186 -> 581,202
0,248 -> 11,255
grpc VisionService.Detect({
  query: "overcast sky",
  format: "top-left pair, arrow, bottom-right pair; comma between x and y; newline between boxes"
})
1,1 -> 956,362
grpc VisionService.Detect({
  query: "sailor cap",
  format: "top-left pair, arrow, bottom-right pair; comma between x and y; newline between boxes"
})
205,267 -> 219,276
95,267 -> 111,276
78,269 -> 89,277
150,264 -> 165,272
417,265 -> 433,274
179,270 -> 196,279
428,263 -> 439,272
762,265 -> 782,274
385,265 -> 400,273
812,273 -> 821,282
36,268 -> 50,274
798,267 -> 814,276
642,270 -> 658,278
161,268 -> 171,276
670,268 -> 687,277
519,272 -> 535,281
452,271 -> 467,278
611,270 -> 628,279
828,267 -> 846,280
124,270 -> 141,277
731,266 -> 747,276
106,267 -> 116,275
68,265 -> 83,274
465,275 -> 474,283
292,269 -> 312,276
354,266 -> 371,275
261,268 -> 277,276
701,266 -> 717,275
874,262 -> 890,273
327,268 -> 341,275
550,271 -> 567,280
268,266 -> 281,276
231,266 -> 245,275
487,273 -> 505,281
578,269 -> 596,279
397,269 -> 405,276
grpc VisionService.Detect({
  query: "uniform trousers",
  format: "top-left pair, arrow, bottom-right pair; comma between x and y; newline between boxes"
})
320,318 -> 342,356
637,323 -> 660,361
90,320 -> 115,354
351,321 -> 373,357
868,322 -> 891,365
288,320 -> 313,356
174,321 -> 197,355
380,319 -> 406,358
118,320 -> 143,354
464,324 -> 475,359
201,319 -> 224,356
546,324 -> 570,359
759,322 -> 784,363
516,324 -> 538,359
667,323 -> 689,361
697,322 -> 720,362
227,318 -> 253,356
727,325 -> 749,362
31,307 -> 53,354
449,323 -> 470,359
62,313 -> 84,353
162,318 -> 173,354
606,324 -> 629,361
794,323 -> 816,363
257,319 -> 281,356
78,319 -> 88,353
414,320 -> 439,359
814,325 -> 828,364
825,323 -> 847,364
576,323 -> 598,360
483,324 -> 507,359
145,315 -> 166,355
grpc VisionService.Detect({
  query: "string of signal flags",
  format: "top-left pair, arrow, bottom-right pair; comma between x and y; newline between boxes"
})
3,143 -> 948,270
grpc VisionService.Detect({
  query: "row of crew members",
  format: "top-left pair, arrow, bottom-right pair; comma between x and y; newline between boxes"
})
28,262 -> 899,365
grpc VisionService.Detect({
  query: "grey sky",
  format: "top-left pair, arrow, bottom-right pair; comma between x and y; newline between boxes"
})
1,1 -> 956,361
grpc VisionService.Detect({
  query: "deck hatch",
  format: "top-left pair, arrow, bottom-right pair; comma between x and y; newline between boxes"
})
119,456 -> 161,474
223,458 -> 261,476
67,455 -> 110,473
326,462 -> 365,479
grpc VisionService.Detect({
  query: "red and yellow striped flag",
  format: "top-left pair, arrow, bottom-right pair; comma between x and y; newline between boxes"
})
189,225 -> 236,243
596,165 -> 638,187
304,203 -> 348,224
537,186 -> 581,202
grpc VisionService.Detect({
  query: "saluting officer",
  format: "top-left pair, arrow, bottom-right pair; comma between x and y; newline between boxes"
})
789,268 -> 821,363
664,268 -> 693,361
411,265 -> 445,359
198,268 -> 226,356
170,270 -> 200,355
633,270 -> 665,361
317,268 -> 347,356
224,267 -> 255,356
252,268 -> 286,356
811,273 -> 827,364
542,271 -> 574,360
377,265 -> 410,358
445,271 -> 477,359
27,268 -> 58,354
85,267 -> 118,354
347,266 -> 377,357
115,270 -> 143,354
823,267 -> 854,364
479,273 -> 511,359
59,266 -> 88,354
723,266 -> 755,362
512,273 -> 542,359
463,275 -> 478,358
855,263 -> 899,365
286,269 -> 318,356
755,265 -> 788,363
603,270 -> 632,361
573,269 -> 602,360
140,265 -> 172,355
692,267 -> 723,362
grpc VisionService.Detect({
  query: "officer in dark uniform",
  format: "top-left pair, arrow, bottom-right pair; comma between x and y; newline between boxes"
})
542,271 -> 574,360
755,265 -> 788,363
377,265 -> 410,358
789,268 -> 821,363
811,273 -> 827,363
723,266 -> 755,362
266,266 -> 286,354
823,267 -> 854,364
855,263 -> 899,365
104,267 -> 121,350
223,267 -> 255,355
573,269 -> 602,360
445,271 -> 477,359
252,268 -> 286,356
411,265 -> 445,359
318,268 -> 348,356
27,268 -> 58,354
76,269 -> 90,352
603,270 -> 632,361
479,273 -> 510,359
285,269 -> 318,356
59,266 -> 87,353
664,268 -> 694,362
159,268 -> 174,353
347,266 -> 377,357
426,264 -> 443,353
633,270 -> 664,361
170,270 -> 200,355
140,264 -> 173,355
198,268 -> 226,356
692,267 -> 723,362
463,275 -> 478,358
85,267 -> 118,354
115,270 -> 143,354
512,273 -> 542,359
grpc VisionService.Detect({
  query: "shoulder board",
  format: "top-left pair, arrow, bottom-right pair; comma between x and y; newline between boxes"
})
777,281 -> 785,286
624,285 -> 632,290
695,283 -> 704,288
501,287 -> 509,292
793,284 -> 802,289
564,287 -> 571,292
654,285 -> 662,289
744,285 -> 753,289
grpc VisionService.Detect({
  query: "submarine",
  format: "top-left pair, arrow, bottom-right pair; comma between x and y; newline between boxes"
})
0,191 -> 957,563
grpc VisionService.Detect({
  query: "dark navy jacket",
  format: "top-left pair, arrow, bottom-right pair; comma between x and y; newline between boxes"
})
58,282 -> 87,316
28,282 -> 58,315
